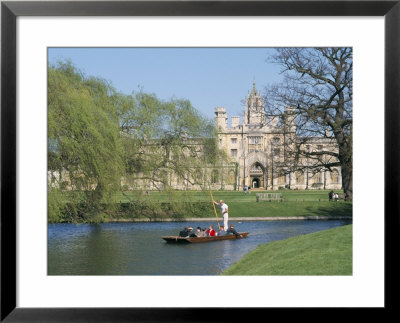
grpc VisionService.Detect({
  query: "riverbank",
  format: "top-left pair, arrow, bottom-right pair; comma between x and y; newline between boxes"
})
222,224 -> 353,275
104,215 -> 352,223
49,190 -> 352,224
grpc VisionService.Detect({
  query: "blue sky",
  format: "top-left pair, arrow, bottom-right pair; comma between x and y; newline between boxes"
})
48,47 -> 283,121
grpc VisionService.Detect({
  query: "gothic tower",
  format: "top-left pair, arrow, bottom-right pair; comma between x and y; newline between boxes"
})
244,81 -> 266,125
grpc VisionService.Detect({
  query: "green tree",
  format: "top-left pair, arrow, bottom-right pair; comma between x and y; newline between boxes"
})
48,61 -> 123,222
119,92 -> 220,191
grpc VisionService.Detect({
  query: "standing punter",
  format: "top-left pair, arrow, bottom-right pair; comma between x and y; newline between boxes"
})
213,200 -> 229,231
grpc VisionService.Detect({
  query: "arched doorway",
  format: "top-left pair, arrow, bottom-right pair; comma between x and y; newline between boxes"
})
252,178 -> 260,188
249,162 -> 265,188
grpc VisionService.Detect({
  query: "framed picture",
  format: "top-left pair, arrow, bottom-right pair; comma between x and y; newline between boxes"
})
2,0 -> 398,320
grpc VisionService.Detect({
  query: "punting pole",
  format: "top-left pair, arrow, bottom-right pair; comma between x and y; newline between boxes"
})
209,190 -> 221,230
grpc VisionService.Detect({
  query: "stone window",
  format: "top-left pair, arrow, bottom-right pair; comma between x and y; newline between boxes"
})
231,138 -> 237,144
330,168 -> 340,183
249,136 -> 262,144
211,170 -> 219,184
314,172 -> 322,183
231,149 -> 237,157
273,137 -> 280,145
248,136 -> 263,152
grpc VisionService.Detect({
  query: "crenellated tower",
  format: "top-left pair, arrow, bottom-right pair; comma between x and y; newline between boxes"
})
215,107 -> 227,131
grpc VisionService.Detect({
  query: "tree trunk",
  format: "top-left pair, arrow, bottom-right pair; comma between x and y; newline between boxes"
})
337,140 -> 353,201
341,162 -> 353,201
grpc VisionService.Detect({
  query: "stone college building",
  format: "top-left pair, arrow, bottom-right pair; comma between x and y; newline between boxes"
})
215,82 -> 342,191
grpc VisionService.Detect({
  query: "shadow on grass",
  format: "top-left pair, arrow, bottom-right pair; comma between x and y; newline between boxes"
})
302,202 -> 352,217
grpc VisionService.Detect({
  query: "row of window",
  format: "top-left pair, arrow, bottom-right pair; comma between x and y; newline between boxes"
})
229,137 -> 324,152
295,170 -> 340,184
229,137 -> 282,145
230,148 -> 280,157
230,146 -> 326,157
229,136 -> 283,157
269,171 -> 340,185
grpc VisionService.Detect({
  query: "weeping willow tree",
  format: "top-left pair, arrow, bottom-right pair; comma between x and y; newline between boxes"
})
48,61 -> 123,222
48,60 -> 228,222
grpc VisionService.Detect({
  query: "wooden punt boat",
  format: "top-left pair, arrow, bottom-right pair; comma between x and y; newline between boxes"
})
162,232 -> 249,243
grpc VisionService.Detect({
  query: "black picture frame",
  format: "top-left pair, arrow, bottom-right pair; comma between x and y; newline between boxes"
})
1,1 -> 398,321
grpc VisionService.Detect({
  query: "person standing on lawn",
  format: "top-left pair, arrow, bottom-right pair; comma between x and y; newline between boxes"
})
213,199 -> 229,231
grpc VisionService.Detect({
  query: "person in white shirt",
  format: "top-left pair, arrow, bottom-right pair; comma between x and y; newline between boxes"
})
213,199 -> 229,231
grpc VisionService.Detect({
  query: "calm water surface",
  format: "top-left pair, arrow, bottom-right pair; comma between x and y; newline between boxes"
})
48,220 -> 351,275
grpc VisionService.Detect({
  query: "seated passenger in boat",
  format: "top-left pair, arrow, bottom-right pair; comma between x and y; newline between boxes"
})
179,226 -> 195,237
179,226 -> 190,237
206,225 -> 216,237
217,227 -> 226,236
195,226 -> 206,237
188,227 -> 197,237
226,224 -> 242,237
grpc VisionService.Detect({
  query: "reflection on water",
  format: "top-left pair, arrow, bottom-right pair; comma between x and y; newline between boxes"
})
48,220 -> 351,275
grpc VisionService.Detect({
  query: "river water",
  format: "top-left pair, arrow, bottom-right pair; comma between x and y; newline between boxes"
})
48,220 -> 351,275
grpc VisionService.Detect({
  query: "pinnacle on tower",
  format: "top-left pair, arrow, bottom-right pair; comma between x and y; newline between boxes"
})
252,80 -> 257,95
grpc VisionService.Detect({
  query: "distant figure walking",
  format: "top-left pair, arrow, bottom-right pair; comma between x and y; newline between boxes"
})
329,190 -> 334,201
213,200 -> 229,231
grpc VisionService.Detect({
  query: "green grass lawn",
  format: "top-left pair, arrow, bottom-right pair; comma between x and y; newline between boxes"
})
114,189 -> 352,219
222,224 -> 353,275
229,201 -> 351,218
